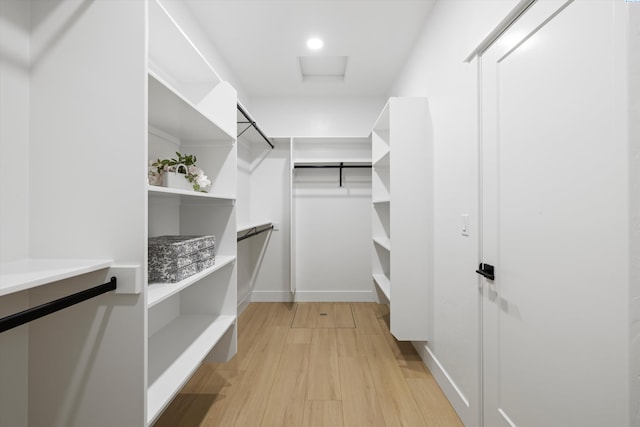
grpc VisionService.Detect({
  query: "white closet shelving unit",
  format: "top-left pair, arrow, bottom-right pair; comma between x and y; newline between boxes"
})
371,97 -> 432,341
291,137 -> 372,299
146,1 -> 238,423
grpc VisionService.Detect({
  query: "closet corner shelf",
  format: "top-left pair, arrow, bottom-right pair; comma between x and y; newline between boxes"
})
373,151 -> 390,167
0,258 -> 113,297
237,221 -> 272,234
373,274 -> 391,301
147,255 -> 236,308
148,72 -> 234,143
147,313 -> 236,425
372,236 -> 391,251
373,198 -> 391,205
148,185 -> 235,202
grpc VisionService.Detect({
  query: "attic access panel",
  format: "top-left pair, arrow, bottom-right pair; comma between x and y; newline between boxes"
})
298,56 -> 348,81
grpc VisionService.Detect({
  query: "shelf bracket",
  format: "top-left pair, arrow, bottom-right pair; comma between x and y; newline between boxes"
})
237,103 -> 274,149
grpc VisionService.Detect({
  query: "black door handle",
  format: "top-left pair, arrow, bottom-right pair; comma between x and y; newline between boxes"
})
476,263 -> 495,280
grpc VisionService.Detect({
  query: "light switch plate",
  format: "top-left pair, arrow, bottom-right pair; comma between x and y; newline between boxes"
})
461,214 -> 470,237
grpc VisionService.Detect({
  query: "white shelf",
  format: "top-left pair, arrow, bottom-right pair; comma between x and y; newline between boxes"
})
373,274 -> 391,301
372,101 -> 390,133
148,72 -> 233,143
148,185 -> 235,202
147,256 -> 236,308
148,0 -> 221,88
372,236 -> 391,251
237,221 -> 272,234
373,151 -> 390,167
0,258 -> 113,297
147,314 -> 236,425
293,158 -> 371,165
373,198 -> 391,205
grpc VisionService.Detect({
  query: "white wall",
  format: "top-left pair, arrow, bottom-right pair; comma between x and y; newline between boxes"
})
0,0 -> 30,263
391,1 -> 640,426
247,140 -> 292,302
236,137 -> 292,306
237,140 -> 253,309
291,139 -> 372,301
628,3 -> 640,423
237,141 -> 252,227
0,0 -> 30,410
250,96 -> 385,138
388,1 -> 517,425
0,3 -> 33,425
236,138 -> 291,307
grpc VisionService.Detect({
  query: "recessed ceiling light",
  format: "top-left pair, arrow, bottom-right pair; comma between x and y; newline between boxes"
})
306,37 -> 324,50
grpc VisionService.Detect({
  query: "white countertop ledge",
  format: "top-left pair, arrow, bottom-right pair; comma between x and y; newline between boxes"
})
0,258 -> 113,297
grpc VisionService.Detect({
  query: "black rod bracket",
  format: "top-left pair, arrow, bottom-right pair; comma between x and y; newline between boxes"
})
0,277 -> 117,333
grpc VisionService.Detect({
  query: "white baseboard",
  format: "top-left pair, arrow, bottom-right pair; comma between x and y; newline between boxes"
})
250,290 -> 293,302
293,290 -> 375,302
412,341 -> 474,426
237,292 -> 252,315
247,290 -> 375,303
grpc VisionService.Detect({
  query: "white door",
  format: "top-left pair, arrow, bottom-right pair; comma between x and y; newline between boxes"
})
480,1 -> 629,426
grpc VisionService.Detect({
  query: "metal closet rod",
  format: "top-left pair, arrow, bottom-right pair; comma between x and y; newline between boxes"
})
294,162 -> 372,187
0,277 -> 117,333
237,225 -> 274,242
237,103 -> 274,149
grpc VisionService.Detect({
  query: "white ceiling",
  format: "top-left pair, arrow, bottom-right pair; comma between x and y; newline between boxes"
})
184,0 -> 436,98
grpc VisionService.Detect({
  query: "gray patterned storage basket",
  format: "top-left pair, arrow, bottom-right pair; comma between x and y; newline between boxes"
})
148,235 -> 216,283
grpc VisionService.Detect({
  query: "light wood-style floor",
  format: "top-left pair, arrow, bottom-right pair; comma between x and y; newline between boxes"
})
155,302 -> 463,426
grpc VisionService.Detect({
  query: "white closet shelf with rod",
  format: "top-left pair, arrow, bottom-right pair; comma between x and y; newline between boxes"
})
0,275 -> 118,333
237,221 -> 273,234
293,161 -> 372,187
0,258 -> 113,297
237,223 -> 274,243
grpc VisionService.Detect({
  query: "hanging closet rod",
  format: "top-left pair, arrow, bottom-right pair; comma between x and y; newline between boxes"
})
237,103 -> 274,149
293,164 -> 372,168
294,162 -> 372,187
237,225 -> 274,242
0,277 -> 117,333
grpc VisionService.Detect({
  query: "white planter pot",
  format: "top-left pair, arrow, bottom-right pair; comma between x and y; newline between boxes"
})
164,169 -> 193,192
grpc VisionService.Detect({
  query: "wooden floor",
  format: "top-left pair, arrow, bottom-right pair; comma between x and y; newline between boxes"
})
155,302 -> 463,426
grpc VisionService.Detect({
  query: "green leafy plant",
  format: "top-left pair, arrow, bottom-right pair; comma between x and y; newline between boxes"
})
150,152 -> 211,192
